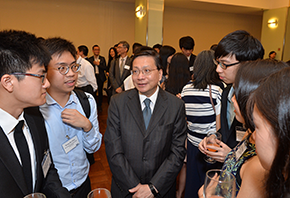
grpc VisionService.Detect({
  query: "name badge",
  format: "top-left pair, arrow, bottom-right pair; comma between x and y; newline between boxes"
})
189,66 -> 194,71
62,136 -> 80,154
236,126 -> 246,142
235,141 -> 247,161
124,65 -> 130,70
42,150 -> 52,178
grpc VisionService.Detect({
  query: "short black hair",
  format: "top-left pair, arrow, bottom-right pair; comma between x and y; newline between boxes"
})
132,46 -> 161,70
78,45 -> 89,56
215,30 -> 264,62
132,43 -> 142,54
179,36 -> 195,50
43,37 -> 77,59
269,51 -> 276,57
0,30 -> 51,79
92,45 -> 99,50
153,44 -> 162,49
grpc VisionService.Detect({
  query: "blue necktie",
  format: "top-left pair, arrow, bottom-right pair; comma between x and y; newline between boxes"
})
14,120 -> 32,193
143,98 -> 151,129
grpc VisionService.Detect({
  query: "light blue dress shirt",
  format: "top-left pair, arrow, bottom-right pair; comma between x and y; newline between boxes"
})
40,92 -> 102,191
227,86 -> 235,129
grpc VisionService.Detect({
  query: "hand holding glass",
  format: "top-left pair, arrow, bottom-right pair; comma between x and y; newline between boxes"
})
204,132 -> 222,164
203,169 -> 236,198
24,193 -> 46,198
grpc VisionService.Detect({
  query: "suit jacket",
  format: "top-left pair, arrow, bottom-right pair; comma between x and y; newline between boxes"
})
0,107 -> 70,198
88,55 -> 107,82
109,56 -> 132,94
219,84 -> 243,149
188,53 -> 196,68
104,88 -> 187,198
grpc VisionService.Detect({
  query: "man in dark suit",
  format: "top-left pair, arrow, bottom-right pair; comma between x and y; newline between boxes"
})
88,45 -> 106,111
105,48 -> 187,198
179,36 -> 196,75
199,30 -> 264,162
109,41 -> 132,95
0,30 -> 70,197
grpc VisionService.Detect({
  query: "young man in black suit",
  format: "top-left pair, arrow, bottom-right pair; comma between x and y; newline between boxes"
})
179,36 -> 196,75
105,47 -> 187,198
199,30 -> 264,162
0,30 -> 70,198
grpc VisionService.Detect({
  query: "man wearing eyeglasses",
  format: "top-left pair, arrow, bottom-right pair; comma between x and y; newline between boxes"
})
198,30 -> 264,164
40,37 -> 102,198
105,47 -> 187,198
0,30 -> 71,197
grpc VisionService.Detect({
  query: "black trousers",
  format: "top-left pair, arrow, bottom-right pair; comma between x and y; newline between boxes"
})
69,176 -> 91,198
96,74 -> 104,108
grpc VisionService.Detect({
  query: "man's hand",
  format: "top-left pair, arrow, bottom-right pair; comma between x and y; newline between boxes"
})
93,60 -> 100,66
116,87 -> 123,93
61,109 -> 92,132
129,183 -> 154,198
198,138 -> 231,163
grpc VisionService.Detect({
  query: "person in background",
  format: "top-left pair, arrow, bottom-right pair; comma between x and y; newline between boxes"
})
0,30 -> 70,197
210,44 -> 218,51
77,45 -> 90,62
268,51 -> 276,60
182,50 -> 223,198
41,37 -> 102,198
198,30 -> 265,164
109,41 -> 132,95
105,48 -> 187,198
159,45 -> 176,83
88,45 -> 106,112
153,43 -> 162,53
179,36 -> 196,75
247,66 -> 290,198
130,43 -> 143,58
76,46 -> 98,97
105,47 -> 118,103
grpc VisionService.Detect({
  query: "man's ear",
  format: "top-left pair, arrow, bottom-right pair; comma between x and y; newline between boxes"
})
1,74 -> 14,92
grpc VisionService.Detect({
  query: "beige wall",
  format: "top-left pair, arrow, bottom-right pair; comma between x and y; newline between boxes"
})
163,6 -> 262,55
0,0 -> 135,58
0,0 -> 262,58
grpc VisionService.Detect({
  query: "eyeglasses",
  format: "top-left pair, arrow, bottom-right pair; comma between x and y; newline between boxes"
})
56,63 -> 81,75
131,68 -> 158,76
10,72 -> 46,83
213,59 -> 240,69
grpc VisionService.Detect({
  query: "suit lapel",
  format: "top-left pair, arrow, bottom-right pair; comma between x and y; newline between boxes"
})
0,127 -> 29,195
145,88 -> 167,138
126,89 -> 146,136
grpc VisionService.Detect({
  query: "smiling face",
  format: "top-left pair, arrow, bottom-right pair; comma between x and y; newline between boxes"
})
252,105 -> 277,170
216,54 -> 240,84
132,56 -> 162,97
46,51 -> 77,96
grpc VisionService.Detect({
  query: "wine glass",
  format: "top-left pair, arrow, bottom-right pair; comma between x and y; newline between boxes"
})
87,188 -> 111,198
203,169 -> 236,198
24,193 -> 46,198
204,132 -> 222,164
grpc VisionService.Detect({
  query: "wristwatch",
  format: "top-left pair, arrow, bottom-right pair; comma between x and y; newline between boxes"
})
148,183 -> 158,197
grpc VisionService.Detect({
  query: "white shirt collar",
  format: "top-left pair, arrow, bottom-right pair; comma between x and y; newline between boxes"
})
139,86 -> 159,112
0,108 -> 25,136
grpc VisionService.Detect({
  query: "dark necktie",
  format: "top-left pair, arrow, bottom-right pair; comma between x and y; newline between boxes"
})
14,120 -> 32,193
143,98 -> 151,129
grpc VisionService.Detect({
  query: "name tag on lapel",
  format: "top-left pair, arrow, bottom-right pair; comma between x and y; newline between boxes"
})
42,150 -> 52,178
124,65 -> 130,70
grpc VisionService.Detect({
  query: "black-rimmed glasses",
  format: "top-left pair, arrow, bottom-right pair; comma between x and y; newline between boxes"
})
10,73 -> 46,83
213,59 -> 240,69
56,63 -> 81,75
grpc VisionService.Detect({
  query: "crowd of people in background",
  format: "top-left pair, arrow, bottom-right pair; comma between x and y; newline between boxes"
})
2,28 -> 290,198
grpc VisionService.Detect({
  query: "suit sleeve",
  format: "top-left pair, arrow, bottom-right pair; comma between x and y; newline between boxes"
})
99,56 -> 107,71
104,96 -> 140,191
150,101 -> 187,196
109,60 -> 119,90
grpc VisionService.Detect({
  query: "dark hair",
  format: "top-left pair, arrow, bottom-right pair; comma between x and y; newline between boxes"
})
215,30 -> 264,62
192,50 -> 221,90
118,41 -> 130,52
159,45 -> 176,76
78,45 -> 89,56
210,44 -> 218,51
92,45 -> 99,50
153,44 -> 162,50
132,43 -> 142,54
235,59 -> 288,132
0,30 -> 51,79
247,67 -> 290,198
179,36 -> 195,50
43,37 -> 76,59
269,51 -> 276,57
132,47 -> 161,70
165,53 -> 190,95
108,47 -> 117,67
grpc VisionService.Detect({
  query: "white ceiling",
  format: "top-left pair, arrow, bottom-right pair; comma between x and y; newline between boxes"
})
108,0 -> 264,15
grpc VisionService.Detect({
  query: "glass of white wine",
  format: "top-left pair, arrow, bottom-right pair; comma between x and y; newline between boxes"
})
24,193 -> 46,198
